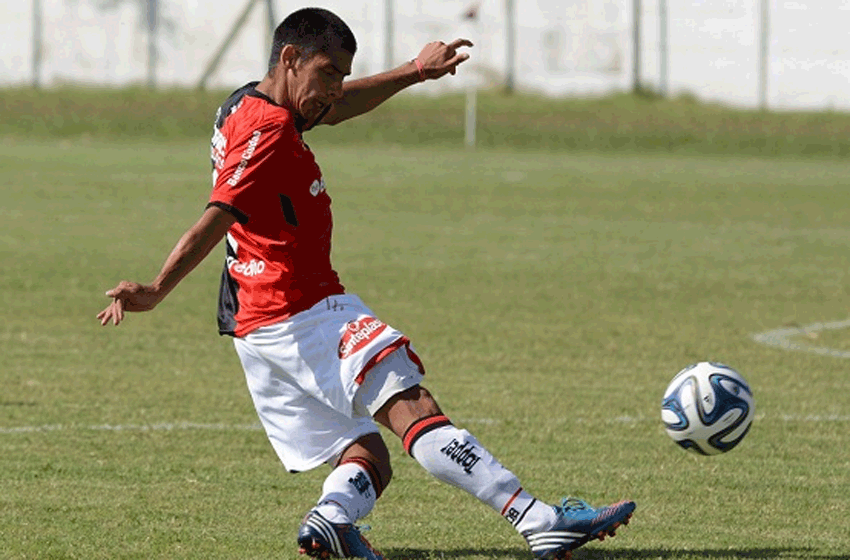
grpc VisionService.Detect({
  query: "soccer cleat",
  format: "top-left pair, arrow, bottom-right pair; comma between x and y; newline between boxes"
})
297,510 -> 387,560
523,498 -> 636,559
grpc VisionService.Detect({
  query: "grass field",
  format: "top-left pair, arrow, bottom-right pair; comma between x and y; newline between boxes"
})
2,91 -> 850,560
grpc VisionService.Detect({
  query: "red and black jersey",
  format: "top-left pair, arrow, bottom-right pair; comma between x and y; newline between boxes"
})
208,83 -> 345,337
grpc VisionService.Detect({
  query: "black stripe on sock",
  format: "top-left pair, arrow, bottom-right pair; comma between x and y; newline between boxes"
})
514,498 -> 536,528
402,414 -> 453,457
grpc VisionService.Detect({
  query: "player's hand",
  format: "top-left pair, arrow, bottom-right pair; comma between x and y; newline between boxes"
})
97,281 -> 162,326
416,39 -> 473,80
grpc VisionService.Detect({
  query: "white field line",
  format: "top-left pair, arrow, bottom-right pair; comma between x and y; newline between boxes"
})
3,414 -> 850,435
751,318 -> 850,359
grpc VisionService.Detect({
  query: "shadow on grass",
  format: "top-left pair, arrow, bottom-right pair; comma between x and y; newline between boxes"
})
384,548 -> 844,560
576,548 -> 847,560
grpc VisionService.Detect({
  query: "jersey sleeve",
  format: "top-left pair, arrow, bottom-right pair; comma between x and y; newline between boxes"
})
208,121 -> 294,224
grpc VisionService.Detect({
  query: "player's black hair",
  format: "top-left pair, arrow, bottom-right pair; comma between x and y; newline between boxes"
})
268,8 -> 357,73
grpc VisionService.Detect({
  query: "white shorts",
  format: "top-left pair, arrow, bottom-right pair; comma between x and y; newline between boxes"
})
233,294 -> 425,472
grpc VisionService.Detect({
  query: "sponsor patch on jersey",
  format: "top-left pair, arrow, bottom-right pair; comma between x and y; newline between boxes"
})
227,130 -> 262,187
339,317 -> 388,359
227,256 -> 266,277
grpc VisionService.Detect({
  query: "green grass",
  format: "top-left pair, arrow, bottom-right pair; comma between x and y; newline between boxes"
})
3,86 -> 850,157
2,124 -> 850,558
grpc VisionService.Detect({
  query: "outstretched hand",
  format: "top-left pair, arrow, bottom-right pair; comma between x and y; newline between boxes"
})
97,281 -> 163,326
416,39 -> 473,80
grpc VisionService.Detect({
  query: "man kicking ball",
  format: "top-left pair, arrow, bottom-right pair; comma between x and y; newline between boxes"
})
98,8 -> 635,559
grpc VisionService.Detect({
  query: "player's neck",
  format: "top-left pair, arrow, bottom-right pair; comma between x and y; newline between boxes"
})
255,76 -> 309,131
255,75 -> 290,109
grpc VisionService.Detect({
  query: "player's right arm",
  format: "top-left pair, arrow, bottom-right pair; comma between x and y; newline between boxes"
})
318,39 -> 472,126
97,205 -> 236,326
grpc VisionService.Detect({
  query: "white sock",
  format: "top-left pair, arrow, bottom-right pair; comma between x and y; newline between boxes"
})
403,415 -> 556,534
314,459 -> 382,524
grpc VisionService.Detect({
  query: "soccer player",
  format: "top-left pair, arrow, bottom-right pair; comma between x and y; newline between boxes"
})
97,8 -> 635,560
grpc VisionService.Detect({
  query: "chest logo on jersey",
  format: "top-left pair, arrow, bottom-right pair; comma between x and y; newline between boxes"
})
339,317 -> 388,359
309,178 -> 327,197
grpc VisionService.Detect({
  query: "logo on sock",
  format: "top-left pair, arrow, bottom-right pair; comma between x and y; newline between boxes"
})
348,471 -> 373,497
439,438 -> 481,475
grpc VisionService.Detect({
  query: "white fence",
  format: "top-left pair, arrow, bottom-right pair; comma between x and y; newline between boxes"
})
2,0 -> 850,111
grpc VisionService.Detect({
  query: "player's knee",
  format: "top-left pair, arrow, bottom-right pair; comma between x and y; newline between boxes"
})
383,384 -> 442,415
414,385 -> 441,409
373,384 -> 445,439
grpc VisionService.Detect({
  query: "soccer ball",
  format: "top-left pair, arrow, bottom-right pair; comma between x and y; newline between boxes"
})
661,361 -> 755,455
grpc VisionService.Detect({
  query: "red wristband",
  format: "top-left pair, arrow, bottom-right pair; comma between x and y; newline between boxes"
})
414,58 -> 426,82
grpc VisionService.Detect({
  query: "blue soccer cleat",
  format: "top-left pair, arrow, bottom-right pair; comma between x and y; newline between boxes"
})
523,498 -> 636,559
297,510 -> 386,560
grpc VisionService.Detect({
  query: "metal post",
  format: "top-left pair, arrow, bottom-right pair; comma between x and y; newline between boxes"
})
384,0 -> 394,69
264,0 -> 276,52
32,0 -> 42,89
632,0 -> 641,94
759,0 -> 770,110
659,0 -> 668,96
465,87 -> 477,148
147,0 -> 158,89
197,0 -> 257,90
505,0 -> 515,93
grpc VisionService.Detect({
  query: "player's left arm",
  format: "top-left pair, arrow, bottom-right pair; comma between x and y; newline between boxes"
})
97,205 -> 236,326
318,39 -> 472,126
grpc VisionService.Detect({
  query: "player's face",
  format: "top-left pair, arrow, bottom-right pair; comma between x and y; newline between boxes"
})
291,48 -> 352,123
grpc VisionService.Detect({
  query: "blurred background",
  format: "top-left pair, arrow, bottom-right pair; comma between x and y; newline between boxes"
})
3,0 -> 850,111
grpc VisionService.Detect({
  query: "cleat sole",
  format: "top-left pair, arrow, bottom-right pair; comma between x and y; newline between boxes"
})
585,504 -> 634,547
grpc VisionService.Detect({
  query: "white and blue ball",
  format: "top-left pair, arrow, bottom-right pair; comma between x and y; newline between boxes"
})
661,361 -> 755,456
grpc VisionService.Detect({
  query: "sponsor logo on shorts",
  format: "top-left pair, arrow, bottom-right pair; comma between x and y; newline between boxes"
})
439,438 -> 481,475
339,317 -> 387,359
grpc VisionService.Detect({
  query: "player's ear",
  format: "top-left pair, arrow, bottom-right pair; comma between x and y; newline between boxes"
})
279,44 -> 301,72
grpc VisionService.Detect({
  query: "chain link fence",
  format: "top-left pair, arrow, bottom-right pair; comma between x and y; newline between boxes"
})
2,0 -> 850,110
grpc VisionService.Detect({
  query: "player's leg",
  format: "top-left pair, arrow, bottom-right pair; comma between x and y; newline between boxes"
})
373,384 -> 561,535
298,344 -> 433,560
373,381 -> 635,560
310,432 -> 391,524
364,351 -> 562,537
233,332 -> 389,559
298,432 -> 391,560
299,345 -> 432,558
